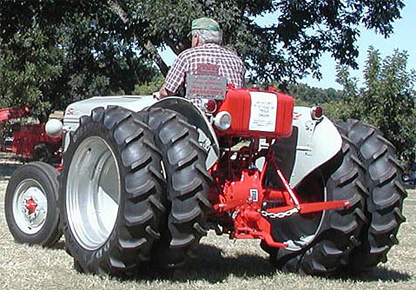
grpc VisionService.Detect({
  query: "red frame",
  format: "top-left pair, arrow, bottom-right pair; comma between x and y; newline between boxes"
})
11,123 -> 61,158
0,107 -> 62,160
208,88 -> 351,248
215,87 -> 294,138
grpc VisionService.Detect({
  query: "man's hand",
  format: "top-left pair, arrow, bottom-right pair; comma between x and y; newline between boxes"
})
153,86 -> 173,100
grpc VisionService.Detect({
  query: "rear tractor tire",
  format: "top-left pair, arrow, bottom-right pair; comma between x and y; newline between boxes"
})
5,161 -> 62,247
60,106 -> 165,276
144,107 -> 212,269
264,132 -> 367,276
336,119 -> 406,271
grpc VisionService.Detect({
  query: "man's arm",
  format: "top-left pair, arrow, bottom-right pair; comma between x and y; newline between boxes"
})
159,86 -> 175,98
153,86 -> 175,99
154,86 -> 175,99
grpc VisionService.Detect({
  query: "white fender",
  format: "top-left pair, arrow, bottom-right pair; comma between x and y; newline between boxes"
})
290,106 -> 342,187
59,95 -> 220,169
60,95 -> 158,152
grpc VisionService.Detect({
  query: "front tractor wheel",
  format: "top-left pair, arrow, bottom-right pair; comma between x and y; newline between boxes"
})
60,106 -> 165,276
5,162 -> 62,247
265,133 -> 367,276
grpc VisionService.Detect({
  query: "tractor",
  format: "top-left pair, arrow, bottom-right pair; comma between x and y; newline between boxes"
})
5,77 -> 406,276
0,107 -> 62,163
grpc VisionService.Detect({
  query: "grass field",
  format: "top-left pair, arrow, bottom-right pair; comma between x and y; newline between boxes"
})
0,158 -> 415,289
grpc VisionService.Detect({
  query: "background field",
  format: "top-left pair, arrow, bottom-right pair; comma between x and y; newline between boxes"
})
0,153 -> 414,289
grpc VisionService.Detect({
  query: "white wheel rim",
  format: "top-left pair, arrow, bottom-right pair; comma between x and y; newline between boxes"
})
66,136 -> 120,250
12,179 -> 48,235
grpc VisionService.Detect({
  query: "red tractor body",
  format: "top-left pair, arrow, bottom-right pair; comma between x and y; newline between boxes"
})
205,87 -> 350,248
0,107 -> 61,161
215,87 -> 294,138
11,123 -> 61,159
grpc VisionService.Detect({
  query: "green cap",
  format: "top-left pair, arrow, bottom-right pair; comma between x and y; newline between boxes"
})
190,17 -> 220,35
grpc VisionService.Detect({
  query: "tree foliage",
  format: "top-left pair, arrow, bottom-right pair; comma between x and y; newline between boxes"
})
0,1 -> 159,118
286,83 -> 343,105
1,0 -> 406,114
0,23 -> 63,119
123,0 -> 404,83
336,47 -> 416,164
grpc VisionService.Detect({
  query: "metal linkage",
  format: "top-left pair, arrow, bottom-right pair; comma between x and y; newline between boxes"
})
260,207 -> 299,219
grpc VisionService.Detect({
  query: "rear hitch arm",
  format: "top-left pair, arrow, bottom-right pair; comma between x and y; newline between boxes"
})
262,199 -> 351,219
299,200 -> 351,214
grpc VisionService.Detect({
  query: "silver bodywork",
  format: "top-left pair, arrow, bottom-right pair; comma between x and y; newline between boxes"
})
61,95 -> 220,169
290,106 -> 342,187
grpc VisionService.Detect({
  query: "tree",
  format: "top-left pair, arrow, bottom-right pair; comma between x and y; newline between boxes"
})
0,0 -> 406,114
336,47 -> 416,164
122,0 -> 405,84
0,1 -> 159,117
0,23 -> 63,119
286,83 -> 343,105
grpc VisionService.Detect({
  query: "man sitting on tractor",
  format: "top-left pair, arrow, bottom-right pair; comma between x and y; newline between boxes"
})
155,17 -> 246,99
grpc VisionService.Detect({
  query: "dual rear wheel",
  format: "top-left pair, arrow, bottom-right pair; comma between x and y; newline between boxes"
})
264,130 -> 367,275
263,120 -> 406,275
60,106 -> 210,275
335,120 -> 407,271
5,106 -> 209,276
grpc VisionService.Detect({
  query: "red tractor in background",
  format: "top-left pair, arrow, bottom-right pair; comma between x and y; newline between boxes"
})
0,107 -> 62,163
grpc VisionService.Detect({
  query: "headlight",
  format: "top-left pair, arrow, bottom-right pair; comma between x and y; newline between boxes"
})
45,119 -> 63,138
214,111 -> 232,131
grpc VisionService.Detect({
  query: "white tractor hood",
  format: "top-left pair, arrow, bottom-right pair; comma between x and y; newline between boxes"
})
63,95 -> 157,128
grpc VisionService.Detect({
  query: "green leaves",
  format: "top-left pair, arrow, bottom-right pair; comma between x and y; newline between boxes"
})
0,0 -> 407,122
0,1 -> 158,116
0,23 -> 62,116
337,47 -> 416,165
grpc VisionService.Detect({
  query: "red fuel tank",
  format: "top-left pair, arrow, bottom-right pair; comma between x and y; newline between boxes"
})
216,87 -> 294,138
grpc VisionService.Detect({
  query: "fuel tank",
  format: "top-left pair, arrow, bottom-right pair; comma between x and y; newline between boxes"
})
216,87 -> 294,138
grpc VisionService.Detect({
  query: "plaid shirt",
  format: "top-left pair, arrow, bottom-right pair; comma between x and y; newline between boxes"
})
164,44 -> 246,94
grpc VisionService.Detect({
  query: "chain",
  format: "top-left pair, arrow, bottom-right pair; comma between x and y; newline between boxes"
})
261,207 -> 299,219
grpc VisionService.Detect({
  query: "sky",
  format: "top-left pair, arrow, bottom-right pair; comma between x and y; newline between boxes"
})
303,0 -> 416,89
160,1 -> 416,90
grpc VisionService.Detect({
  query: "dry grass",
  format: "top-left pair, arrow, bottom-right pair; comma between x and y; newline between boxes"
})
0,159 -> 415,289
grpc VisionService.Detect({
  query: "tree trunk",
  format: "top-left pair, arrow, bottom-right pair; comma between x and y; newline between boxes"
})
108,0 -> 169,76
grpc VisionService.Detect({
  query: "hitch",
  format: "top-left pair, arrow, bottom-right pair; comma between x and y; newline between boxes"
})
263,199 -> 351,217
231,199 -> 352,248
211,154 -> 353,249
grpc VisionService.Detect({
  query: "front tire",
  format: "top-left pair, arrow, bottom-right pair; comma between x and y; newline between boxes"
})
5,162 -> 62,247
60,106 -> 165,276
